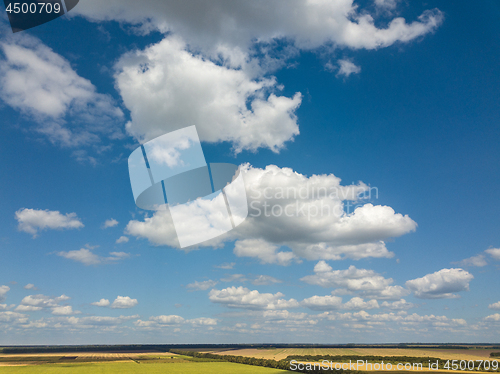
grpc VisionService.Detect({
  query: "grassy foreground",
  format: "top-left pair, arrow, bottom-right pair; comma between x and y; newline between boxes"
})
0,361 -> 289,373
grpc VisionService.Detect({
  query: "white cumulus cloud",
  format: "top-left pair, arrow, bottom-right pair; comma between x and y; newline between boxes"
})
0,33 -> 123,148
484,314 -> 500,322
102,219 -> 119,229
251,275 -> 282,286
15,208 -> 84,237
335,59 -> 361,78
111,296 -> 138,309
91,299 -> 111,307
454,254 -> 487,267
485,248 -> 500,260
126,164 -> 417,263
209,286 -> 299,310
406,268 -> 474,299
73,1 -> 443,53
114,36 -> 301,153
488,301 -> 500,310
301,261 -> 409,300
381,299 -> 416,311
51,306 -> 77,315
234,239 -> 299,266
116,236 -> 129,244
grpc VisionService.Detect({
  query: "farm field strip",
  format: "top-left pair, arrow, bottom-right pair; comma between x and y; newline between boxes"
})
0,361 -> 289,373
213,348 -> 500,362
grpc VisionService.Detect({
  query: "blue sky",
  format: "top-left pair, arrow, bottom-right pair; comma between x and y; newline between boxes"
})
0,0 -> 499,345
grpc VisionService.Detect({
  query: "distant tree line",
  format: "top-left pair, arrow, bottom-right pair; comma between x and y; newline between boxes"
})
170,349 -> 363,373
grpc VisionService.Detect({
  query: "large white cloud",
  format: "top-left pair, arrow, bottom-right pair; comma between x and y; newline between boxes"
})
73,0 -> 443,53
0,33 -> 123,148
126,164 -> 417,263
405,268 -> 474,299
301,261 -> 409,300
114,36 -> 301,152
15,208 -> 84,237
75,1 -> 442,155
209,286 -> 299,310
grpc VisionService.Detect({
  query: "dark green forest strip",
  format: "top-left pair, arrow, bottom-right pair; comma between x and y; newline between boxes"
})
170,349 -> 361,374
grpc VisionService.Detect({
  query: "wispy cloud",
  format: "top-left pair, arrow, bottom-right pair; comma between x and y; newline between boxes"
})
56,247 -> 131,266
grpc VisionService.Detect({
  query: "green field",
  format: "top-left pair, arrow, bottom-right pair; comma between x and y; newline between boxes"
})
0,361 -> 288,373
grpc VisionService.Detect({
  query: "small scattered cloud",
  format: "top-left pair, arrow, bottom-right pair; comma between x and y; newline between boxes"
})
102,218 -> 119,229
328,58 -> 361,78
406,268 -> 474,299
15,294 -> 72,314
485,248 -> 500,261
91,299 -> 111,307
233,239 -> 299,266
0,286 -> 10,302
24,284 -> 38,291
51,306 -> 77,315
301,262 -> 409,300
56,247 -> 131,266
186,280 -> 218,291
15,305 -> 43,312
111,296 -> 138,309
15,208 -> 84,237
488,301 -> 500,310
108,252 -> 131,260
251,275 -> 282,286
301,295 -> 379,311
214,262 -> 235,270
453,254 -> 487,267
134,315 -> 217,329
374,0 -> 400,10
116,236 -> 129,244
209,286 -> 299,310
220,274 -> 248,283
381,299 -> 416,311
484,314 -> 500,322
